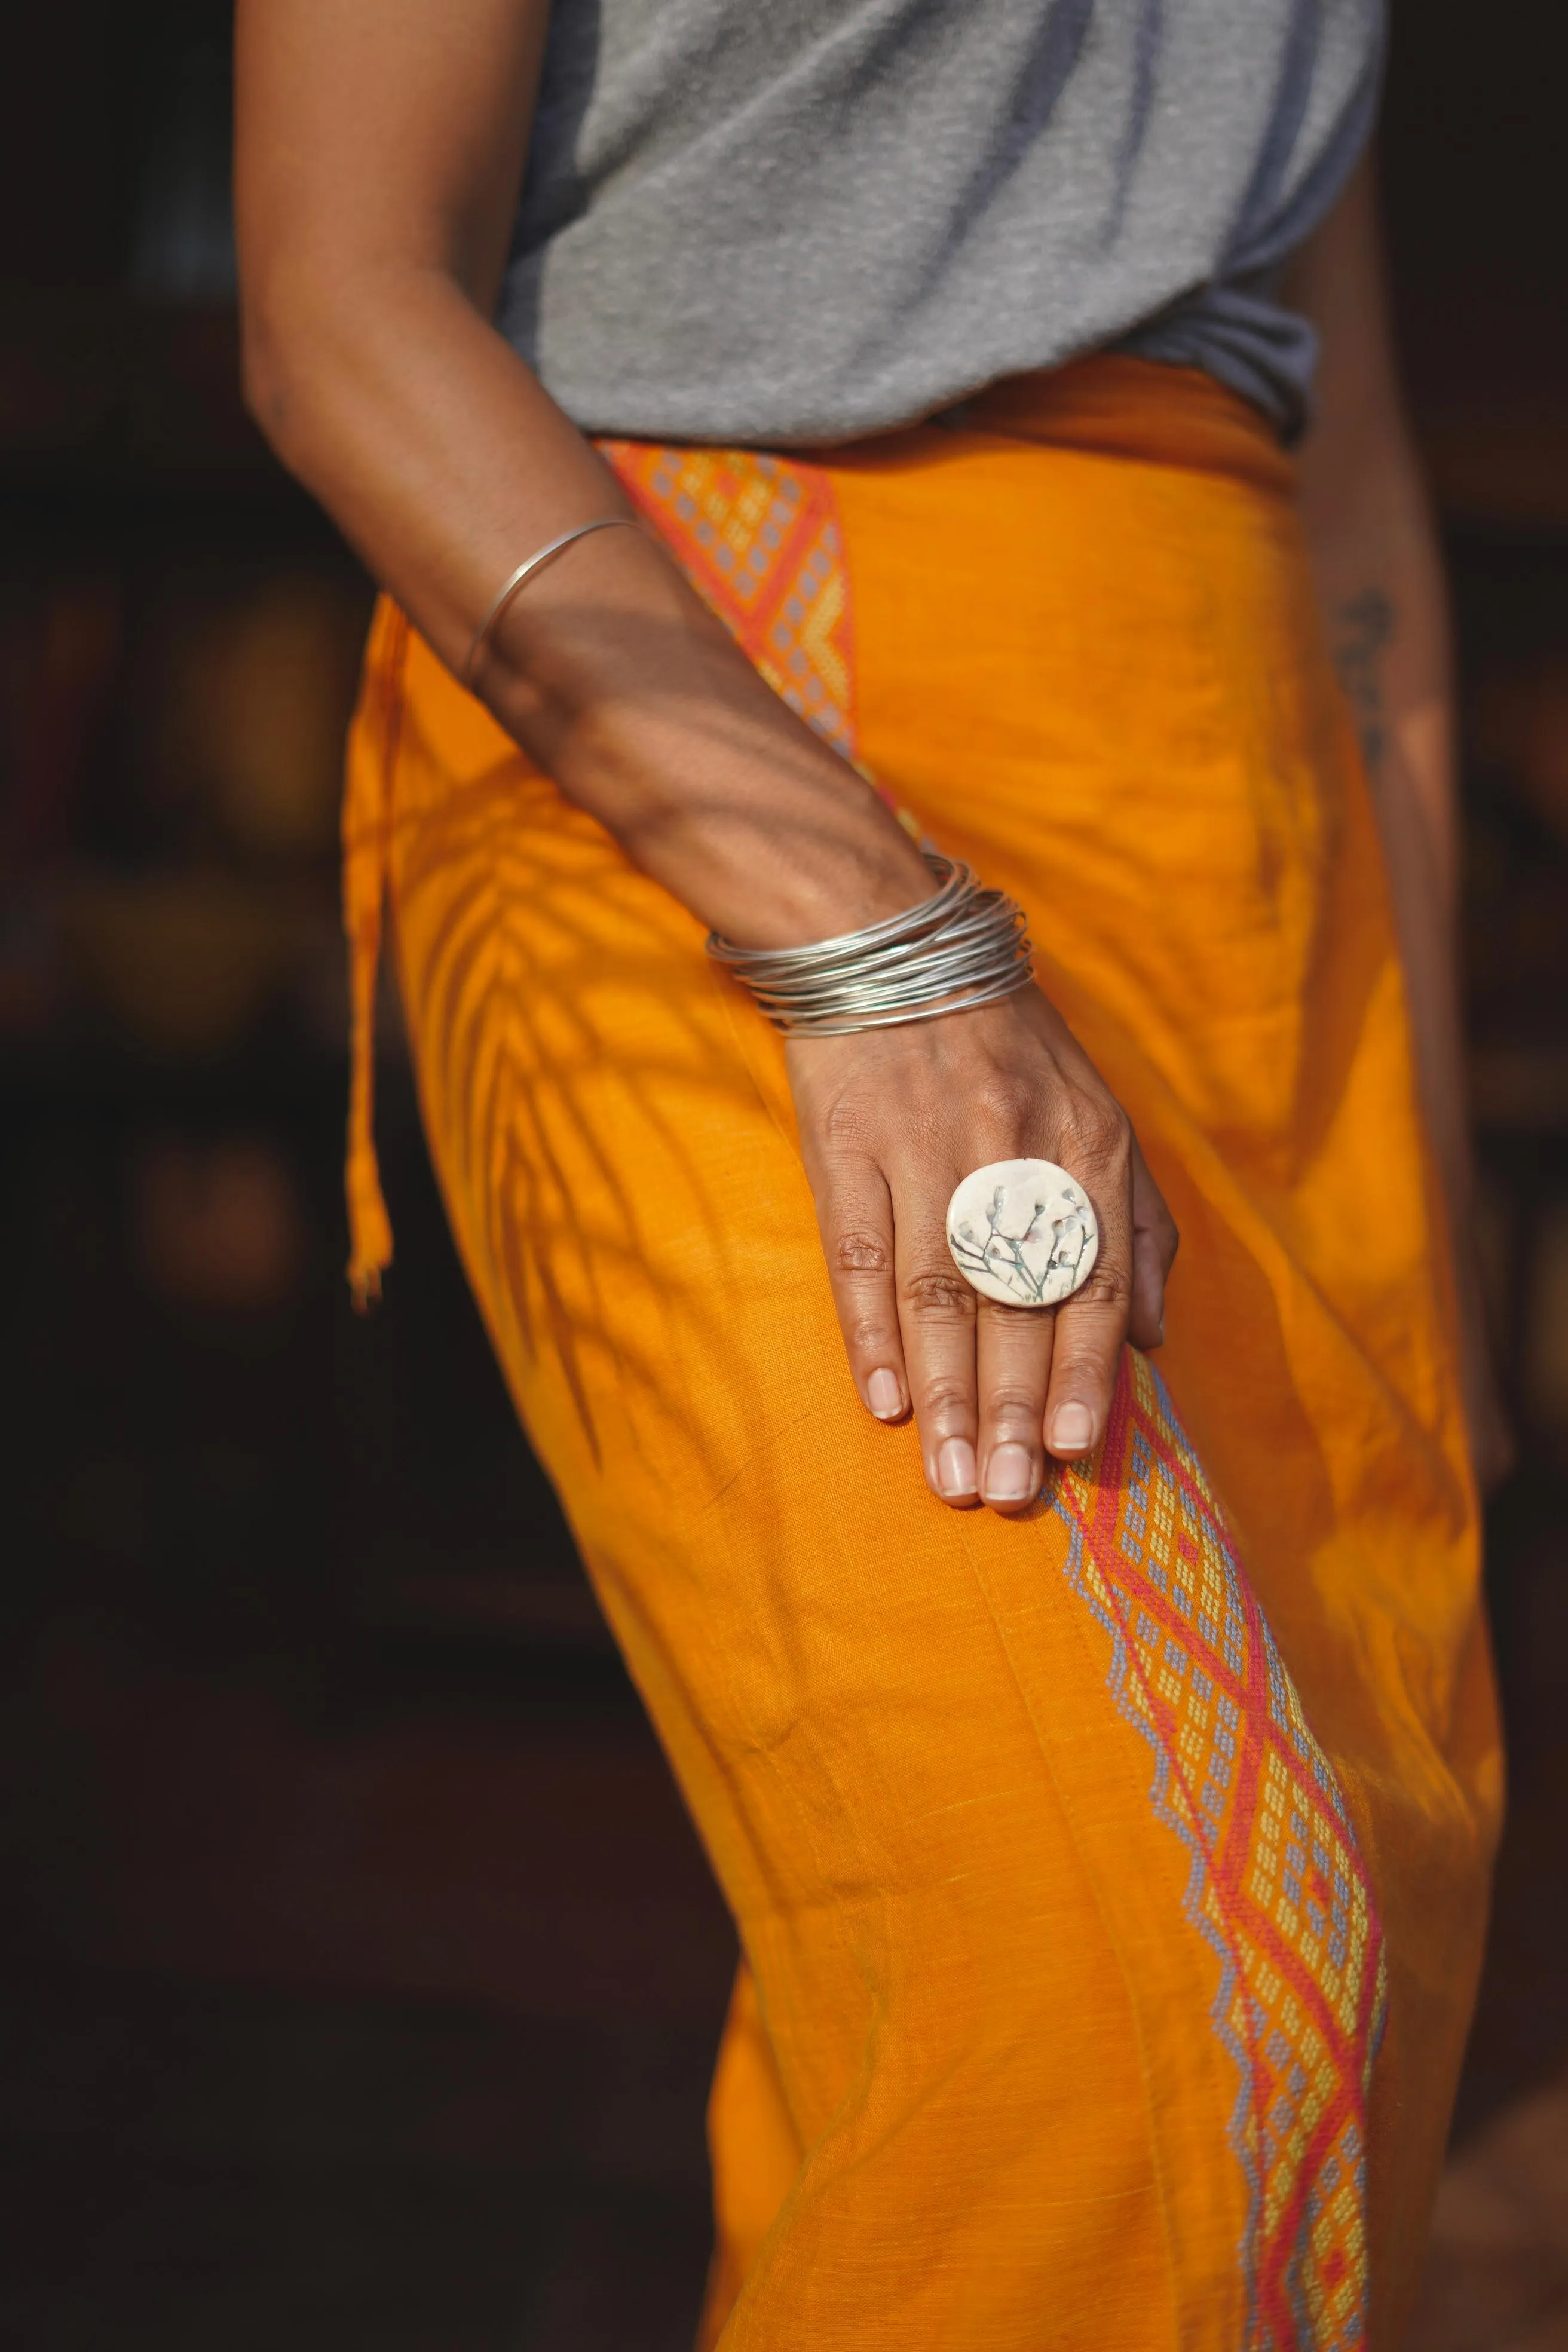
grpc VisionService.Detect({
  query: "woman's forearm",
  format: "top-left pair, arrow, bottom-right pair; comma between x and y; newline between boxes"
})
1290,157 -> 1511,1484
244,264 -> 931,950
1300,431 -> 1471,1212
1289,163 -> 1468,1216
1302,464 -> 1512,1484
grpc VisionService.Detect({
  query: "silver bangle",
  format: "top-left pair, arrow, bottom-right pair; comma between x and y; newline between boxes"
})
707,850 -> 1035,1035
463,514 -> 642,687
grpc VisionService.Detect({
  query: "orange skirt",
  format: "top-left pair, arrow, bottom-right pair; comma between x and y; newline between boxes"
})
342,357 -> 1500,2349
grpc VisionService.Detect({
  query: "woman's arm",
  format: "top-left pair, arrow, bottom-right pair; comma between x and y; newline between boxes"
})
235,0 -> 933,950
235,0 -> 1177,1514
1288,157 -> 1512,1492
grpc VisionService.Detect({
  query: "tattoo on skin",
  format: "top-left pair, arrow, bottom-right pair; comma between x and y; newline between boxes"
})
1332,587 -> 1395,776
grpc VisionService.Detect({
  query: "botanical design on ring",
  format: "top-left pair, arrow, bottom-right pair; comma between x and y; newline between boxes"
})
948,1175 -> 1094,1306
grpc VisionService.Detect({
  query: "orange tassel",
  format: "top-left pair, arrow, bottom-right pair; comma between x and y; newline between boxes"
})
341,602 -> 408,1309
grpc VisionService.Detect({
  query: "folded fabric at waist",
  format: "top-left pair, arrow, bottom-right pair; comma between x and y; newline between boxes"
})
887,354 -> 1296,494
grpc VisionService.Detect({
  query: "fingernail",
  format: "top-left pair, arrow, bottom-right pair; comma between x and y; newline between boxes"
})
868,1368 -> 903,1419
1049,1403 -> 1095,1454
936,1438 -> 978,1497
983,1443 -> 1035,1503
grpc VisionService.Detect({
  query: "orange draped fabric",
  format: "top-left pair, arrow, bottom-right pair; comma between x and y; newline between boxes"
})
342,357 -> 1500,2349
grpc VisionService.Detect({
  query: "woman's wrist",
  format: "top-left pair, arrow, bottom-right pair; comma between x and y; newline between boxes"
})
480,521 -> 935,945
583,724 -> 935,948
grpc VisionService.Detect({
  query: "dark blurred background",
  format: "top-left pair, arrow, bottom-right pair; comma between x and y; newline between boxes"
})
1,5 -> 1565,2347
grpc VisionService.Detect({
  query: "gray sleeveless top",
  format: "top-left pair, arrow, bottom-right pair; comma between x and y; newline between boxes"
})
500,1 -> 1383,446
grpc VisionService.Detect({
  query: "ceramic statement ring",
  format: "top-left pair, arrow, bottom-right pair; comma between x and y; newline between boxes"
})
945,1158 -> 1100,1309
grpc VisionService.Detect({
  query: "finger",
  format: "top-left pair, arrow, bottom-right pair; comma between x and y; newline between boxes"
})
975,1293 -> 1055,1512
892,1172 -> 980,1504
812,1156 -> 909,1422
1043,1125 -> 1134,1459
1128,1137 -> 1178,1350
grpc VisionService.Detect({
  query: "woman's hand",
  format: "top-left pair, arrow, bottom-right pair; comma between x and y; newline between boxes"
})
788,987 -> 1178,1512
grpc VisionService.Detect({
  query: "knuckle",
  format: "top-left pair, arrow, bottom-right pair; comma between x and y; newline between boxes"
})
984,1383 -> 1046,1425
901,1266 -> 976,1320
817,1094 -> 876,1159
975,1072 -> 1036,1134
831,1228 -> 892,1277
1066,1261 -> 1134,1315
847,1313 -> 899,1358
918,1374 -> 975,1420
1060,1095 -> 1129,1168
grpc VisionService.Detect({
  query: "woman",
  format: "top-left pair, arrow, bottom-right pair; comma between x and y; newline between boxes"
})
235,4 -> 1503,2343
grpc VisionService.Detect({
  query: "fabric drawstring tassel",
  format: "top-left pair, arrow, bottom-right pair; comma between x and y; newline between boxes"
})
341,603 -> 408,1309
345,898 -> 393,1309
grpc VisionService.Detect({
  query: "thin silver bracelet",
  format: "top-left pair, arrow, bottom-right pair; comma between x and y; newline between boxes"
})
463,514 -> 642,687
707,851 -> 1035,1035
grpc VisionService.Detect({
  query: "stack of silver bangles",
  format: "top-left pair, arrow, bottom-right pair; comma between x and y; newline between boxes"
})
706,850 -> 1034,1034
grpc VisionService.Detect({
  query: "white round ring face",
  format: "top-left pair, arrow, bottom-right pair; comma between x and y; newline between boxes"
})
945,1159 -> 1100,1309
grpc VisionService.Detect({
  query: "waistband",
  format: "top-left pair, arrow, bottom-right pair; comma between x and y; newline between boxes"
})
847,355 -> 1296,497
